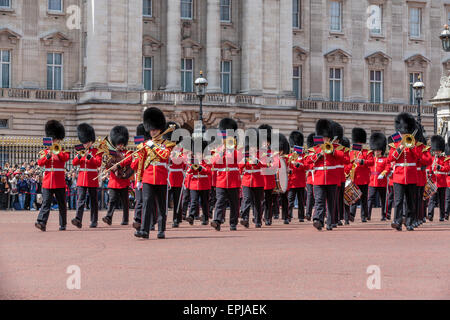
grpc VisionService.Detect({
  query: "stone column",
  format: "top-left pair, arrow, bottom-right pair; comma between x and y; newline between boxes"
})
85,0 -> 109,89
206,0 -> 221,93
241,0 -> 263,95
166,0 -> 181,91
308,0 -> 324,100
279,0 -> 293,95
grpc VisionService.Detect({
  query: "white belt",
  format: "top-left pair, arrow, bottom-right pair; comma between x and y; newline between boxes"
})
435,171 -> 447,175
335,165 -> 344,169
45,168 -> 65,172
314,166 -> 340,171
150,163 -> 167,167
395,163 -> 416,168
245,169 -> 261,174
192,175 -> 208,179
216,167 -> 239,172
169,168 -> 184,172
79,168 -> 97,172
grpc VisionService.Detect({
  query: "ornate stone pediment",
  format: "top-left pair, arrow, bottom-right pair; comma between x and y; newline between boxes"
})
405,54 -> 430,68
143,35 -> 163,55
40,31 -> 71,47
293,46 -> 308,62
324,49 -> 351,63
221,40 -> 240,60
365,51 -> 390,67
0,28 -> 21,45
181,38 -> 202,57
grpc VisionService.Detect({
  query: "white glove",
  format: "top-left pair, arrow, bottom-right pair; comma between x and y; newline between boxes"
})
377,174 -> 384,180
146,140 -> 154,148
136,182 -> 142,189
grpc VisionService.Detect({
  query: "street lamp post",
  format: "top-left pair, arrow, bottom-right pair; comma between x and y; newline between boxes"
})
413,79 -> 425,126
194,71 -> 208,124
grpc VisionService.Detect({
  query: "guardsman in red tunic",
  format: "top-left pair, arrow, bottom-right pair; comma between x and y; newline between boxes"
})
304,133 -> 315,221
163,122 -> 185,228
305,119 -> 345,231
414,124 -> 432,226
135,107 -> 175,239
330,121 -> 350,227
71,123 -> 102,229
388,112 -> 423,231
341,136 -> 352,224
35,120 -> 70,232
287,131 -> 306,223
446,138 -> 450,221
349,128 -> 374,222
239,128 -> 265,228
186,139 -> 211,226
130,123 -> 150,231
427,135 -> 450,222
367,132 -> 390,221
210,118 -> 243,231
102,126 -> 133,226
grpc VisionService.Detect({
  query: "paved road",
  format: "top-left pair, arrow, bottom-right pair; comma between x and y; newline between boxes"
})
1,209 -> 450,300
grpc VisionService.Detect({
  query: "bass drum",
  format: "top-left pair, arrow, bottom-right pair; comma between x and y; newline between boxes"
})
274,158 -> 288,194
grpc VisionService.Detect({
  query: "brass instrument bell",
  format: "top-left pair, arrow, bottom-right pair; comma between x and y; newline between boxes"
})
321,142 -> 334,154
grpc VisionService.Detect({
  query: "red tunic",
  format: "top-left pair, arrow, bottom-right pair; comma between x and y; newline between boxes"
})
108,150 -> 133,189
349,149 -> 374,186
388,142 -> 422,185
187,161 -> 211,191
239,154 -> 265,188
72,147 -> 102,188
140,142 -> 173,185
38,149 -> 70,189
304,145 -> 345,186
369,157 -> 390,188
416,144 -> 433,187
287,153 -> 306,189
168,148 -> 185,188
212,147 -> 243,189
428,155 -> 450,188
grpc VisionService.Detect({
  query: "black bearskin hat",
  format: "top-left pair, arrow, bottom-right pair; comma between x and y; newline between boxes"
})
258,124 -> 273,145
245,128 -> 259,151
110,125 -> 129,147
289,130 -> 304,147
163,121 -> 180,142
279,133 -> 290,155
306,133 -> 315,149
219,118 -> 238,131
143,107 -> 166,132
415,121 -> 426,144
431,135 -> 445,152
331,121 -> 344,142
45,120 -> 65,140
352,128 -> 367,144
77,123 -> 96,144
341,137 -> 350,149
315,119 -> 333,138
395,112 -> 416,134
369,132 -> 387,154
136,123 -> 150,141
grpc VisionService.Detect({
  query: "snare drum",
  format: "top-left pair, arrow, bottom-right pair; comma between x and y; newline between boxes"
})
343,179 -> 362,206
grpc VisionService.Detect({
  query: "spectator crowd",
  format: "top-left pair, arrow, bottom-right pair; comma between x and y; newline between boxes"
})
0,161 -> 113,211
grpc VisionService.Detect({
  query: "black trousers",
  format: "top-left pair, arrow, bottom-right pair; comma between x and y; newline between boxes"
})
279,192 -> 289,220
272,193 -> 280,218
263,189 -> 274,221
170,186 -> 182,223
416,186 -> 425,221
393,183 -> 416,227
106,188 -> 129,223
313,185 -> 336,227
446,187 -> 450,217
209,187 -> 217,217
189,189 -> 210,222
387,185 -> 394,217
141,183 -> 167,233
305,184 -> 315,218
37,188 -> 67,227
350,184 -> 369,220
214,187 -> 240,226
240,186 -> 264,224
134,187 -> 143,223
181,187 -> 191,217
288,187 -> 305,220
368,186 -> 387,219
75,186 -> 98,223
334,183 -> 344,223
428,187 -> 446,220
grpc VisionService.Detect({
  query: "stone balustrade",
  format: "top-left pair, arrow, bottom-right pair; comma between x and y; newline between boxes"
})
0,88 -> 79,102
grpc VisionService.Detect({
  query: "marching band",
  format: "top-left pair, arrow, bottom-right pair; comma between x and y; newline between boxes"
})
34,108 -> 450,238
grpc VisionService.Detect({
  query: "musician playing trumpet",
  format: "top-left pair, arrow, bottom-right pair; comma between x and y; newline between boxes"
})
426,135 -> 450,222
134,107 -> 175,240
71,123 -> 102,229
287,131 -> 307,223
414,124 -> 432,226
35,120 -> 70,232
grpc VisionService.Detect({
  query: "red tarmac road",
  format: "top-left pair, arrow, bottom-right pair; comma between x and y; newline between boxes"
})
1,209 -> 450,300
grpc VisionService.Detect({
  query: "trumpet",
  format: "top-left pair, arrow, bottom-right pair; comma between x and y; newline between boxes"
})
401,134 -> 416,149
191,164 -> 200,171
321,142 -> 334,154
50,142 -> 62,155
224,136 -> 236,149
